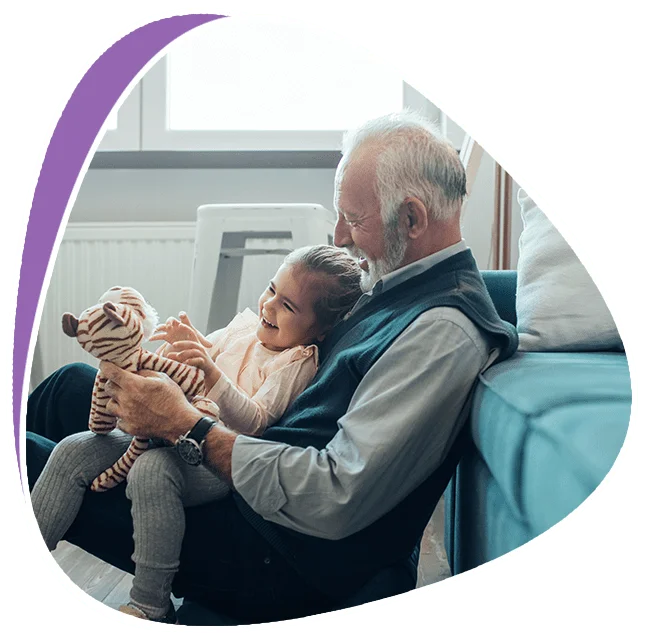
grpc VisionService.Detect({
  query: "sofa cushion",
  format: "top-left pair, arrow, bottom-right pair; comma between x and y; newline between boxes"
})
515,189 -> 623,351
471,351 -> 630,534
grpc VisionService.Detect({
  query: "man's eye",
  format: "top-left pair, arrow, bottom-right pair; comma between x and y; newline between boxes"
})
268,286 -> 275,294
284,303 -> 294,313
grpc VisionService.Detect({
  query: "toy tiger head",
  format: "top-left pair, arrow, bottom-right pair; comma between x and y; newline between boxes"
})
62,286 -> 159,364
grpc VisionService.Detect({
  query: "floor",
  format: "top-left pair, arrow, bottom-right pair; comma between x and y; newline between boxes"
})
417,496 -> 452,587
51,541 -> 185,612
51,497 -> 451,615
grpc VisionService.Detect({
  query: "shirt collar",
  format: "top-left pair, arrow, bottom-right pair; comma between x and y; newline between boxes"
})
348,240 -> 469,314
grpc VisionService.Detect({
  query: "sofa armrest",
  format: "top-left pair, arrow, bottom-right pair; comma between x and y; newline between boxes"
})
481,270 -> 517,326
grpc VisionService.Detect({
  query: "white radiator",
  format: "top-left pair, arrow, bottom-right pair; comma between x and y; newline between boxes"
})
33,223 -> 197,388
32,222 -> 290,388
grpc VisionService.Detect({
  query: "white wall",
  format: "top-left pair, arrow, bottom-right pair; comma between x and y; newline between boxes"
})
70,167 -> 338,224
70,76 -> 523,269
69,147 -> 522,270
70,83 -> 521,268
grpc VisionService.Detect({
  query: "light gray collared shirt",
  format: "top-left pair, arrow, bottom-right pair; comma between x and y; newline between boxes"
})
231,240 -> 498,540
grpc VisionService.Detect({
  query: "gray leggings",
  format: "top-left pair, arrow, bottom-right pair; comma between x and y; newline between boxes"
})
31,430 -> 230,617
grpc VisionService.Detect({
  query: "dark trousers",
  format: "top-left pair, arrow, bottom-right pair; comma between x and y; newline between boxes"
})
26,364 -> 336,624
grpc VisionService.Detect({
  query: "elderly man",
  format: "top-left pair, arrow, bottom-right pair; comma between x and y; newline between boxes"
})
26,111 -> 517,624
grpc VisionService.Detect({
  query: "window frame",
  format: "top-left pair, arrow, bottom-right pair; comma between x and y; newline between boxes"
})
98,61 -> 442,156
97,81 -> 142,151
140,57 -> 408,152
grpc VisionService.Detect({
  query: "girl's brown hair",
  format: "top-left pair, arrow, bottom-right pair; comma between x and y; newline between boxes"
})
284,244 -> 363,329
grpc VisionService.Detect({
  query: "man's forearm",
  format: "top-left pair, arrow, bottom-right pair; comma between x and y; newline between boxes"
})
100,362 -> 239,483
166,403 -> 238,483
201,421 -> 238,484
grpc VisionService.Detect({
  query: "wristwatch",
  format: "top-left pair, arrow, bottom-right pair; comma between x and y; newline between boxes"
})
175,417 -> 217,466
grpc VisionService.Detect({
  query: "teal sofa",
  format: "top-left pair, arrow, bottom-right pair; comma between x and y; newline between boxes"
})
444,270 -> 631,573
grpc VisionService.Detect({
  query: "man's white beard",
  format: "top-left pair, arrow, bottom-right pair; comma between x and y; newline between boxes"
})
359,219 -> 409,292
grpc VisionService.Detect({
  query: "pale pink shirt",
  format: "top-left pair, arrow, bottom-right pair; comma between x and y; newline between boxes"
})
203,308 -> 318,436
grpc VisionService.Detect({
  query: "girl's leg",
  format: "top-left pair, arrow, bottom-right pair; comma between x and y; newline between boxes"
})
125,447 -> 229,620
31,429 -> 132,550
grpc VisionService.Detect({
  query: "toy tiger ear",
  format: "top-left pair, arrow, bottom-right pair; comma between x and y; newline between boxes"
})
62,313 -> 79,337
103,301 -> 126,326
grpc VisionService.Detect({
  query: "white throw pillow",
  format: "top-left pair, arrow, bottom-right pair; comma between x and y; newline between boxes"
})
515,188 -> 622,351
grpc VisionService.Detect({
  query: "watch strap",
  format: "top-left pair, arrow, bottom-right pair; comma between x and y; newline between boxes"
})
186,416 -> 216,444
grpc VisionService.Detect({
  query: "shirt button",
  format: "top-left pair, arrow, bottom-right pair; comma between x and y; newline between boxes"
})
264,557 -> 271,565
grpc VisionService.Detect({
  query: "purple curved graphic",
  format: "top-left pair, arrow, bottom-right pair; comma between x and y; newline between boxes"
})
13,14 -> 225,486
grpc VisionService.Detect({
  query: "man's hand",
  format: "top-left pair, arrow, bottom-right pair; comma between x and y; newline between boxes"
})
101,362 -> 202,442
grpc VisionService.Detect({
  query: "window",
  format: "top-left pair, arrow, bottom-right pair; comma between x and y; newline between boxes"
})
142,18 -> 404,151
100,17 -> 440,154
167,20 -> 402,132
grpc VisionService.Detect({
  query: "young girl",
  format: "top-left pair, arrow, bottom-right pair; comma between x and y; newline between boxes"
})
31,244 -> 363,624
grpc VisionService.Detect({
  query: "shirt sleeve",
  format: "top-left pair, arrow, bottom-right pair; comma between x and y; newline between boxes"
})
204,327 -> 228,359
207,352 -> 318,436
231,307 -> 494,540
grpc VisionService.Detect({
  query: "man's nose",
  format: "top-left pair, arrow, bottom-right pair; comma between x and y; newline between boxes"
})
333,217 -> 351,248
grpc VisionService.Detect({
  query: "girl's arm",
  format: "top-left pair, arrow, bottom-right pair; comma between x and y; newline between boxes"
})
209,355 -> 318,435
167,346 -> 317,436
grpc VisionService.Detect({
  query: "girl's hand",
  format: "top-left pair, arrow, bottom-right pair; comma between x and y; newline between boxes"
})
177,312 -> 212,348
150,316 -> 194,344
167,339 -> 221,394
150,314 -> 212,348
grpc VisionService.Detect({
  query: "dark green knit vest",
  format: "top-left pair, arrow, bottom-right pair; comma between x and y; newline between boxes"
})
233,250 -> 518,598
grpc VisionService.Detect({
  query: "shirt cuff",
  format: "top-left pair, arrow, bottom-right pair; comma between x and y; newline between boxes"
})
231,435 -> 289,517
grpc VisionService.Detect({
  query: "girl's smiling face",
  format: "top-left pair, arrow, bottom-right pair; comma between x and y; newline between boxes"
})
256,263 -> 329,351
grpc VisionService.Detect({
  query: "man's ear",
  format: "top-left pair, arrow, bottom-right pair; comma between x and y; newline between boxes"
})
401,197 -> 429,239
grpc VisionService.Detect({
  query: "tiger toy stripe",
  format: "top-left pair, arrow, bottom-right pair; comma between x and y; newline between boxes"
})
62,286 -> 220,492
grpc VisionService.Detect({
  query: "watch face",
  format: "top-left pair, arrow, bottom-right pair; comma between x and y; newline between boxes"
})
177,438 -> 202,465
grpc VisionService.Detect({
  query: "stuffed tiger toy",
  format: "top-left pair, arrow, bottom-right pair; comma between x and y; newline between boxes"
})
62,286 -> 220,492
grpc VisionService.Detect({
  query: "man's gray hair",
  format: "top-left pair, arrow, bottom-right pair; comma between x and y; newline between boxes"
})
335,110 -> 467,224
